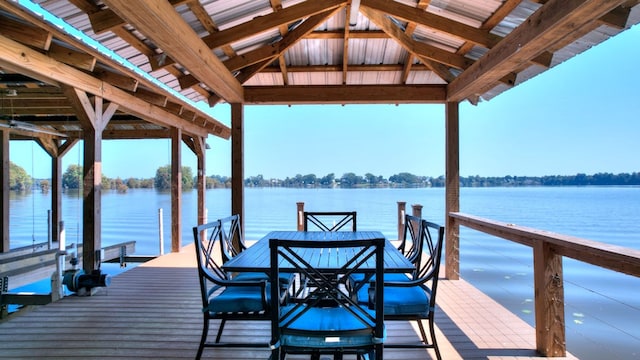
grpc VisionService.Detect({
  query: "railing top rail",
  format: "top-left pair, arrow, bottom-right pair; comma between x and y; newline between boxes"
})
449,212 -> 640,278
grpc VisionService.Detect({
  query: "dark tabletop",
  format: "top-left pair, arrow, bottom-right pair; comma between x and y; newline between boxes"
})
222,231 -> 414,273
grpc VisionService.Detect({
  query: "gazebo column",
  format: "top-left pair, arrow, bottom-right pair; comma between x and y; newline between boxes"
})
0,130 -> 8,253
171,127 -> 182,252
184,134 -> 207,228
63,86 -> 117,272
231,103 -> 245,235
37,138 -> 79,244
445,101 -> 460,280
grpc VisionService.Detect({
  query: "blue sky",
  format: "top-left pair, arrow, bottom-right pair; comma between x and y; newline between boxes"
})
10,25 -> 639,180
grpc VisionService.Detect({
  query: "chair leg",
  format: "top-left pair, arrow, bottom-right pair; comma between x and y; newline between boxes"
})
416,319 -> 429,345
196,317 -> 209,360
215,319 -> 227,343
429,316 -> 442,360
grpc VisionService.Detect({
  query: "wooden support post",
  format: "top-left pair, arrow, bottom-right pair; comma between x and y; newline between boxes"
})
397,201 -> 406,241
297,202 -> 305,231
196,137 -> 207,228
534,240 -> 566,356
171,127 -> 182,252
82,123 -> 102,271
35,138 -> 78,245
445,101 -> 460,280
411,204 -> 422,218
231,103 -> 245,235
0,130 -> 8,253
51,154 -> 62,243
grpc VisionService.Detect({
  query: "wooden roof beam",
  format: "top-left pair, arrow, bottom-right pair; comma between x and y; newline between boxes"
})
102,0 -> 243,103
244,85 -> 446,104
150,1 -> 347,73
225,8 -> 340,73
0,1 -> 219,130
447,0 -> 629,102
361,0 -> 502,48
0,34 -> 227,138
88,0 -> 191,34
0,15 -> 52,50
202,0 -> 346,50
360,6 -> 472,71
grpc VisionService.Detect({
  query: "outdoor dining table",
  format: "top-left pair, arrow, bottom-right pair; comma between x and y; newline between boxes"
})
222,230 -> 415,274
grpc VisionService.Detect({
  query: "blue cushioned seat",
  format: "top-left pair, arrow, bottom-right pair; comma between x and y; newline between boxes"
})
279,305 -> 385,348
348,272 -> 410,285
206,283 -> 270,313
356,284 -> 431,317
193,220 -> 277,359
270,237 -> 386,360
232,271 -> 293,285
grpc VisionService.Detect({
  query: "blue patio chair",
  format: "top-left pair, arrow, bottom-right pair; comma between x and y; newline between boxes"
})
269,237 -> 386,360
303,211 -> 357,231
348,213 -> 425,288
356,219 -> 444,360
193,220 -> 282,359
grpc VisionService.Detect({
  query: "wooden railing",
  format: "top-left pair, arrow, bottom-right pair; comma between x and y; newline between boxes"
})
448,212 -> 640,357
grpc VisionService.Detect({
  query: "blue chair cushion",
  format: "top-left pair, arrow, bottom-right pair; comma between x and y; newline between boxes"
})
349,272 -> 411,284
356,284 -> 431,317
279,304 -> 385,348
206,284 -> 269,313
232,271 -> 294,285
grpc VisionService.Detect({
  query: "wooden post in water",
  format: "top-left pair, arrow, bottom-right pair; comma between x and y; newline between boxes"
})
411,204 -> 422,218
297,202 -> 305,231
397,202 -> 406,241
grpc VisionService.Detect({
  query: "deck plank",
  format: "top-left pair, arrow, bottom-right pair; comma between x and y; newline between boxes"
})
0,244 -> 576,359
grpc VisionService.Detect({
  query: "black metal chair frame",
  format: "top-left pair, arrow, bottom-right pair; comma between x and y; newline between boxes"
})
396,213 -> 425,268
192,220 -> 274,359
303,211 -> 357,231
381,219 -> 444,360
269,238 -> 385,360
219,214 -> 246,263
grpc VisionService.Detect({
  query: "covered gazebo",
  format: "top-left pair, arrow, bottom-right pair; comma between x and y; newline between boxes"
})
1,0 -> 639,356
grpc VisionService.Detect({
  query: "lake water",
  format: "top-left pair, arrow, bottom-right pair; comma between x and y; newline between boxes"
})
8,186 -> 640,359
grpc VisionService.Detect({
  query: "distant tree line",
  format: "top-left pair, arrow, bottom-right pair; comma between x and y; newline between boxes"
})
9,161 -> 640,192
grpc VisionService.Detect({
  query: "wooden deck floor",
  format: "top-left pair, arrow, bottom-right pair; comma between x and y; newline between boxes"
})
0,245 -> 577,359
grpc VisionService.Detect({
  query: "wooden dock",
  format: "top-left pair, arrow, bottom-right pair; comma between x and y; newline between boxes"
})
0,245 -> 577,359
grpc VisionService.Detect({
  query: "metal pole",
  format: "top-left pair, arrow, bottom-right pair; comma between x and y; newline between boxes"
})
47,210 -> 52,249
158,208 -> 164,255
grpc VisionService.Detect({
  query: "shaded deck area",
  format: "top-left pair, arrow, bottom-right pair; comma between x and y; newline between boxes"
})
0,246 -> 577,360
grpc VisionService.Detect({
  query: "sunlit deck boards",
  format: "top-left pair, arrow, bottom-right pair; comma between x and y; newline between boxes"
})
0,246 -> 577,359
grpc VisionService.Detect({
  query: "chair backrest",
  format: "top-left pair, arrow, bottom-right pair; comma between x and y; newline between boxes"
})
397,213 -> 424,264
269,237 -> 385,347
303,211 -> 357,231
219,214 -> 244,263
192,220 -> 228,309
414,219 -> 445,304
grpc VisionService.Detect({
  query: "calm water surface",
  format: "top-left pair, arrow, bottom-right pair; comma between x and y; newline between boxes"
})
8,187 -> 640,359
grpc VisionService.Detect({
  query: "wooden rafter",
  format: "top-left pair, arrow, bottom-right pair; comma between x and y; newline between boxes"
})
447,0 -> 629,102
244,85 -> 446,104
102,0 -> 244,103
0,34 -> 224,138
0,1 -> 225,132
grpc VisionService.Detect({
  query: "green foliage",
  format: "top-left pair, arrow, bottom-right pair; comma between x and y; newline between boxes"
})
9,162 -> 32,191
62,164 -> 83,189
155,165 -> 171,190
182,166 -> 194,190
39,179 -> 50,193
206,175 -> 229,189
154,165 -> 195,190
